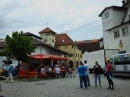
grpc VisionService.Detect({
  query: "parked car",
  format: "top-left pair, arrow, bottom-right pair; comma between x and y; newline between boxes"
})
1,60 -> 18,76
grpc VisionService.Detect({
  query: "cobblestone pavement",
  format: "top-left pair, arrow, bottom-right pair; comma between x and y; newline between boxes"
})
0,72 -> 130,97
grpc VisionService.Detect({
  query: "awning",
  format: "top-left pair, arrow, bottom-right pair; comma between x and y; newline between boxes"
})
30,54 -> 68,60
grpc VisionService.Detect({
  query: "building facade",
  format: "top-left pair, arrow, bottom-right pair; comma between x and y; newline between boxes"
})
39,27 -> 56,47
99,0 -> 130,53
55,33 -> 82,68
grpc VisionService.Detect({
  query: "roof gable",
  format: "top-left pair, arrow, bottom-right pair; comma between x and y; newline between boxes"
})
122,2 -> 130,22
99,6 -> 126,17
0,37 -> 68,54
24,32 -> 42,39
39,27 -> 57,34
55,33 -> 76,46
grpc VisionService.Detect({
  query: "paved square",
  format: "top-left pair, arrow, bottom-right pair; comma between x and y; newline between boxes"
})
0,73 -> 130,97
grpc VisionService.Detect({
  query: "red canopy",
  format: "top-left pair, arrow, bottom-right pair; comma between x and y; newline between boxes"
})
30,54 -> 68,60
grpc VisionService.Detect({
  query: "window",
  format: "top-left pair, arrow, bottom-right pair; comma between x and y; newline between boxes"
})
119,50 -> 126,54
105,12 -> 109,19
46,39 -> 47,42
69,53 -> 73,57
114,30 -> 120,38
122,27 -> 129,36
72,45 -> 73,48
114,57 -> 130,65
65,45 -> 68,49
46,32 -> 50,36
114,58 -> 124,65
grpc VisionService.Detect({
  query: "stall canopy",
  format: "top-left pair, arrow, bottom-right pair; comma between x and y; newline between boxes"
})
30,54 -> 68,60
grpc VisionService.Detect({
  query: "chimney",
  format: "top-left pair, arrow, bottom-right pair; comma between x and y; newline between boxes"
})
122,0 -> 125,6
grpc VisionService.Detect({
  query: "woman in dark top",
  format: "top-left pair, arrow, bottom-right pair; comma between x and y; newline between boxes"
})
93,61 -> 102,87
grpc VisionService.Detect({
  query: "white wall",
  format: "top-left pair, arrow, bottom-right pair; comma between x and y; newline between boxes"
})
82,50 -> 105,69
101,8 -> 114,49
31,46 -> 65,57
108,23 -> 130,53
101,8 -> 125,49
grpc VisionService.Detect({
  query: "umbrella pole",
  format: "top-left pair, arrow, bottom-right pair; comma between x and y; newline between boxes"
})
40,59 -> 43,67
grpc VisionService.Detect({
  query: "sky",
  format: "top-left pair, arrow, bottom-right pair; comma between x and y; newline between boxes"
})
0,0 -> 122,41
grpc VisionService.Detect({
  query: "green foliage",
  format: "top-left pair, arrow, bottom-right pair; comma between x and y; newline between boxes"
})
100,44 -> 104,50
4,31 -> 37,62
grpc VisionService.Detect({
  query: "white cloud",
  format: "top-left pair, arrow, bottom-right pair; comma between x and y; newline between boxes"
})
0,0 -> 122,41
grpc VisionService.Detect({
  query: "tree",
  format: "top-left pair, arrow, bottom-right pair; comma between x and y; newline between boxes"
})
4,31 -> 36,65
100,44 -> 104,50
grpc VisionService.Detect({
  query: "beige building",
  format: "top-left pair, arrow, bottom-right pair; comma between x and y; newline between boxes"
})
38,27 -> 81,68
39,27 -> 56,47
55,33 -> 82,68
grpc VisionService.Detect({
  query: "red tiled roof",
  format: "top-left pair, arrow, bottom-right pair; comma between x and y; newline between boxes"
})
75,39 -> 100,54
76,42 -> 100,54
39,27 -> 57,34
55,33 -> 76,46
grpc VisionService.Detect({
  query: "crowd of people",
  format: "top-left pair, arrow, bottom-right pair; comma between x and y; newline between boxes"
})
4,59 -> 114,91
78,59 -> 114,90
37,64 -> 67,78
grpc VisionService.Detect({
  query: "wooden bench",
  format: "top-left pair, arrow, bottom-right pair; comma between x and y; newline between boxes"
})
37,73 -> 49,79
18,71 -> 34,81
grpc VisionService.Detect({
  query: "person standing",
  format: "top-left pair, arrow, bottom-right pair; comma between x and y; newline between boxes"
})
78,61 -> 87,89
67,62 -> 73,73
6,64 -> 14,83
84,60 -> 90,86
55,65 -> 61,78
106,59 -> 114,90
93,61 -> 101,87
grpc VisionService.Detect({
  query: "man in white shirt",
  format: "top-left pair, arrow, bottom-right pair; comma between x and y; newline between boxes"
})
84,60 -> 90,86
40,66 -> 45,74
55,65 -> 61,78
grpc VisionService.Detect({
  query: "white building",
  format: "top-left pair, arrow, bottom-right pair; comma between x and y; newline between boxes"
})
24,32 -> 68,56
99,0 -> 130,53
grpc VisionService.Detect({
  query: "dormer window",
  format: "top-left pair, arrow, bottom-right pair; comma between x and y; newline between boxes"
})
105,12 -> 109,19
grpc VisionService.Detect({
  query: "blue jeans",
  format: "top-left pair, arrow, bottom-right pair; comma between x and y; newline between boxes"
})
95,74 -> 101,86
86,75 -> 90,86
79,76 -> 87,88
